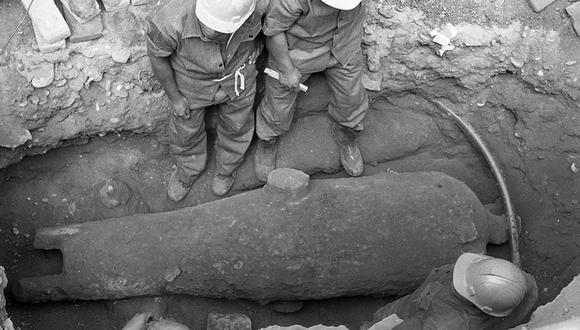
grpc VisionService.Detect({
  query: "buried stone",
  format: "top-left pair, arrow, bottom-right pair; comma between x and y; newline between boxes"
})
15,169 -> 508,303
1,266 -> 13,330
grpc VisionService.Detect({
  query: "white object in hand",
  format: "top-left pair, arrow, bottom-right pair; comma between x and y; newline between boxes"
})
264,68 -> 309,92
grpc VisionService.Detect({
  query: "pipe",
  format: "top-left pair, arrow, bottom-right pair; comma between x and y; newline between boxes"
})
419,96 -> 521,267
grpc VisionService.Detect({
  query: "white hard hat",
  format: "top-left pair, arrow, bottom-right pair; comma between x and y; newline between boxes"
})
195,0 -> 256,34
320,0 -> 362,10
453,253 -> 528,317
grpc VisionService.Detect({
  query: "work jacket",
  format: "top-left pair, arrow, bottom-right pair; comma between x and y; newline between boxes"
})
263,0 -> 364,71
372,264 -> 538,330
146,0 -> 264,104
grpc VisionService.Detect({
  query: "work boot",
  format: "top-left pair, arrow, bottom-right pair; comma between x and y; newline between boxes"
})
212,171 -> 236,196
167,167 -> 197,202
332,123 -> 364,177
254,138 -> 278,182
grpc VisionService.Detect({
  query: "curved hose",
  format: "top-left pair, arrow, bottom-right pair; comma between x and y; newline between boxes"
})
419,96 -> 521,267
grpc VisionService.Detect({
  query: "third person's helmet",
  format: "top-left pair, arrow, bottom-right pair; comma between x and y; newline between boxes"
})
453,253 -> 528,317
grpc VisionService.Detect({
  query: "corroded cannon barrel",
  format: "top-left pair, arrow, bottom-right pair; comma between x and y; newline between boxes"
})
16,169 -> 507,303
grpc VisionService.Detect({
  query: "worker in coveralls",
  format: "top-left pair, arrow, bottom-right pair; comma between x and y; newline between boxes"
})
147,0 -> 264,200
365,253 -> 538,330
254,0 -> 369,181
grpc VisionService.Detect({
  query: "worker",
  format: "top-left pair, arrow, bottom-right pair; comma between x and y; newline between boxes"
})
365,253 -> 538,330
254,0 -> 369,181
147,0 -> 265,200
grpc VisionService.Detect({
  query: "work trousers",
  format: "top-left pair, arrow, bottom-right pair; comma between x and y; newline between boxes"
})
169,83 -> 255,181
256,53 -> 368,140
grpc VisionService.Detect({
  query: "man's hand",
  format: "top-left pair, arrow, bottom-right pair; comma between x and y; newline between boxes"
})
148,50 -> 188,119
170,94 -> 190,120
266,33 -> 302,92
279,65 -> 302,92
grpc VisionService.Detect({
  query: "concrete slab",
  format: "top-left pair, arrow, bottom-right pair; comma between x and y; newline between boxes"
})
31,22 -> 66,53
527,0 -> 556,12
59,0 -> 100,23
62,6 -> 103,43
566,2 -> 580,37
21,0 -> 70,44
102,0 -> 130,11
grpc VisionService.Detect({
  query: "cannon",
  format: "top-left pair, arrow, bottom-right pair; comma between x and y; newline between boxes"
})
16,169 -> 507,303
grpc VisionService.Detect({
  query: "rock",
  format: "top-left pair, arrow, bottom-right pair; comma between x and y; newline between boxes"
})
112,46 -> 132,64
567,2 -> 580,37
111,298 -> 165,320
0,266 -> 11,329
361,73 -> 382,91
430,23 -> 457,56
456,24 -> 496,47
68,74 -> 86,92
152,89 -> 166,98
59,0 -> 100,23
147,319 -> 190,330
130,0 -> 152,5
101,0 -> 130,11
206,313 -> 251,330
20,0 -> 70,44
111,83 -> 129,97
367,315 -> 403,330
510,57 -> 525,68
0,122 -> 31,148
28,62 -> 55,88
527,0 -> 556,12
31,22 -> 66,53
54,79 -> 67,87
63,7 -> 103,43
512,273 -> 580,329
260,326 -> 349,330
265,168 -> 310,195
270,301 -> 305,314
97,178 -> 132,208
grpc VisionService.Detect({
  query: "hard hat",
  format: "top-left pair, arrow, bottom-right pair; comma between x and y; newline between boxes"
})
453,253 -> 527,317
195,0 -> 256,34
320,0 -> 362,10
